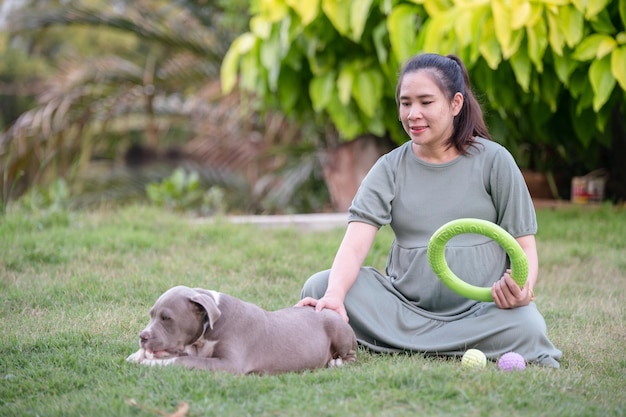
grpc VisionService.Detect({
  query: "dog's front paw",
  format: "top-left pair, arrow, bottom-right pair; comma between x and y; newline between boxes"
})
141,357 -> 178,367
126,348 -> 147,363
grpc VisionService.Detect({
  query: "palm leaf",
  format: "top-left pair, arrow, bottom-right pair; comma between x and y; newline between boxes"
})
1,1 -> 330,214
8,3 -> 228,60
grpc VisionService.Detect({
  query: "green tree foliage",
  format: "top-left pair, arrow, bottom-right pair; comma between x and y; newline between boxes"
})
0,0 -> 248,205
0,32 -> 49,131
2,0 -> 329,214
222,0 -> 626,179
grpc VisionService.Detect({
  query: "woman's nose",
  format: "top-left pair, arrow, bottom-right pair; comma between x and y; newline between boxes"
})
408,107 -> 420,120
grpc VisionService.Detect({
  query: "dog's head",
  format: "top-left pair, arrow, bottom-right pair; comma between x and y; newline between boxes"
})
138,286 -> 221,357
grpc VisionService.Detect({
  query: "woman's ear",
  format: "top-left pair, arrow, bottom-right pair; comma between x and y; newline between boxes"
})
451,92 -> 464,116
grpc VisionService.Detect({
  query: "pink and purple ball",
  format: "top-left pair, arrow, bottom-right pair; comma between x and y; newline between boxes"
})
498,352 -> 526,371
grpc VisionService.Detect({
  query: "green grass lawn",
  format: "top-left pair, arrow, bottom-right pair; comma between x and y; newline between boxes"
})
1,204 -> 625,417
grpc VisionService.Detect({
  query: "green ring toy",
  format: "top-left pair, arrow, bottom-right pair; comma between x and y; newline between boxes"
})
427,218 -> 528,302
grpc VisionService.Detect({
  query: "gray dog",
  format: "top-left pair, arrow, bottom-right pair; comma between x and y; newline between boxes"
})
126,285 -> 357,374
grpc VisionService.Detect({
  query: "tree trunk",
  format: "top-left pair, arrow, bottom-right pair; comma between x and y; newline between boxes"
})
320,135 -> 394,212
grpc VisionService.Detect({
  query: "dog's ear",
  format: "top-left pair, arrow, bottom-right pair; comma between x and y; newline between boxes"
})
189,294 -> 221,329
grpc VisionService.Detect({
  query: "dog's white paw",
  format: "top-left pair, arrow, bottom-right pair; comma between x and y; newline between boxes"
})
126,349 -> 147,363
141,357 -> 177,367
328,357 -> 344,368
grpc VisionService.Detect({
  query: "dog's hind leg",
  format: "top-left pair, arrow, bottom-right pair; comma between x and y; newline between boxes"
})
327,326 -> 357,368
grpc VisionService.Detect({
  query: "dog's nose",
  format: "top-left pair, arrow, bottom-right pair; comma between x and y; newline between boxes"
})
139,330 -> 151,343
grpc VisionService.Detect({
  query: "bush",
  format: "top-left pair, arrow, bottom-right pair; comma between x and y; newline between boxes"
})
146,168 -> 225,215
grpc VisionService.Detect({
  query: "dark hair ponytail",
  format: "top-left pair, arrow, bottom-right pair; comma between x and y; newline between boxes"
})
447,55 -> 491,148
396,53 -> 491,154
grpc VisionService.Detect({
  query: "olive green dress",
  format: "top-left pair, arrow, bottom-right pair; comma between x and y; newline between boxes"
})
301,138 -> 562,367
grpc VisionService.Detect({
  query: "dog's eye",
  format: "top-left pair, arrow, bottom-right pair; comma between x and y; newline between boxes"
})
161,315 -> 171,321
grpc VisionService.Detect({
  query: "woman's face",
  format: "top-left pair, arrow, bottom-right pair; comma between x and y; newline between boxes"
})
398,70 -> 463,150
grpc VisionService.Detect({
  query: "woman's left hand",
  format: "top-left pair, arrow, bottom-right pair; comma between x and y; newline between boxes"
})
492,269 -> 533,309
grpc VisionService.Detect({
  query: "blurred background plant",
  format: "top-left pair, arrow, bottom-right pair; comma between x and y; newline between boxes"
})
223,0 -> 626,201
16,177 -> 70,213
145,167 -> 227,215
0,0 -> 330,215
1,0 -> 625,217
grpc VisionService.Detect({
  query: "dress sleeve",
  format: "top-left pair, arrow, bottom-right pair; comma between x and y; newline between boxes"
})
489,147 -> 537,237
347,154 -> 395,228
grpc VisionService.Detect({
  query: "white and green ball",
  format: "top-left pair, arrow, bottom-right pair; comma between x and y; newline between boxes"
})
462,349 -> 487,368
